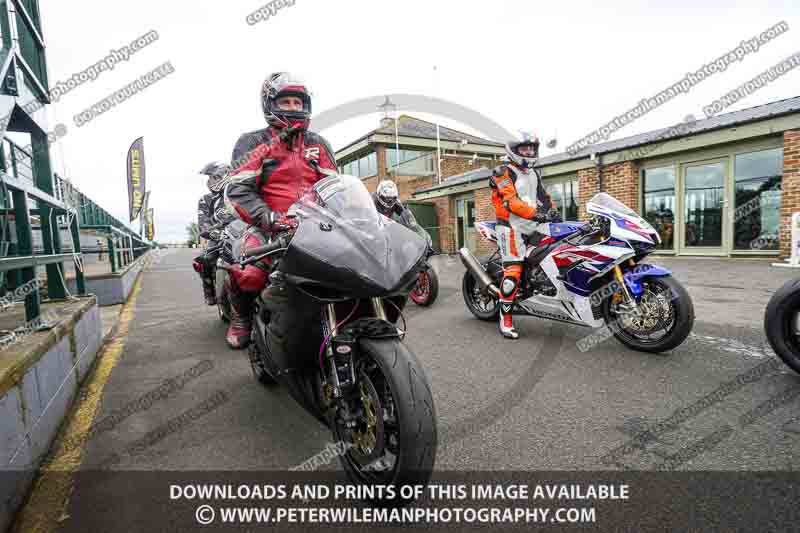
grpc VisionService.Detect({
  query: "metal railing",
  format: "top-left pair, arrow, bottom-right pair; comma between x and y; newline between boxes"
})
0,136 -> 155,322
0,144 -> 83,321
80,225 -> 148,273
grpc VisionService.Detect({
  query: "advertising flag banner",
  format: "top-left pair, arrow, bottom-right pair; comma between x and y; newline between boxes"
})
146,208 -> 155,241
127,137 -> 146,221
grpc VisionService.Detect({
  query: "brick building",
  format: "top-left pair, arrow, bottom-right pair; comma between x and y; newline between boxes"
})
413,96 -> 800,259
335,114 -> 505,200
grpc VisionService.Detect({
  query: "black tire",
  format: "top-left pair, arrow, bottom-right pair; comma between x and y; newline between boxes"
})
605,275 -> 694,353
249,338 -> 277,386
411,267 -> 439,307
765,277 -> 800,374
462,270 -> 499,321
337,338 -> 437,504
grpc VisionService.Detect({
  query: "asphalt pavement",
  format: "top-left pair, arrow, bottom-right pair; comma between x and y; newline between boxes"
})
71,249 -> 800,471
15,248 -> 800,530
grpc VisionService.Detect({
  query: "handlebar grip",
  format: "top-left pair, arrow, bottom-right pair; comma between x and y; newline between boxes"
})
244,237 -> 286,258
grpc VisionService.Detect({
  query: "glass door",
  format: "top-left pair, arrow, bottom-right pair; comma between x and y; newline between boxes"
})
456,197 -> 477,252
679,159 -> 728,254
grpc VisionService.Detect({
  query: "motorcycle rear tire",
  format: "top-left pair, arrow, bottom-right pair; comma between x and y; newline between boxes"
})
462,270 -> 499,321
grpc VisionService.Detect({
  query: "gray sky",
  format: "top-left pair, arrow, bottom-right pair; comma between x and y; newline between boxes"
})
39,0 -> 800,242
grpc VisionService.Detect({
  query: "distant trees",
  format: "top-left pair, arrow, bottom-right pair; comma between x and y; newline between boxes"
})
186,222 -> 200,247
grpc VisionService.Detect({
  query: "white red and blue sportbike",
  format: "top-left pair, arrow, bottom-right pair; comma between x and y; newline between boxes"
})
459,193 -> 694,353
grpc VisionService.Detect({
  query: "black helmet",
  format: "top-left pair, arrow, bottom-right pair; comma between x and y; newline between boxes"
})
260,72 -> 312,130
505,131 -> 540,169
199,161 -> 231,193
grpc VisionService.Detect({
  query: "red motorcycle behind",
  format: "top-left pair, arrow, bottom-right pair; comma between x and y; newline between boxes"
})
409,253 -> 439,307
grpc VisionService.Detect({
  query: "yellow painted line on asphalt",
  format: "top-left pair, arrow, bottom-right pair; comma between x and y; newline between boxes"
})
12,272 -> 146,533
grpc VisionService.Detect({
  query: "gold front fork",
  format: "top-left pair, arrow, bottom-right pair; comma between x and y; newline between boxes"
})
614,265 -> 635,304
371,297 -> 387,321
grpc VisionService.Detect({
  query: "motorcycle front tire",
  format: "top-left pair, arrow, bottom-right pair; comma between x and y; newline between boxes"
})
765,277 -> 800,374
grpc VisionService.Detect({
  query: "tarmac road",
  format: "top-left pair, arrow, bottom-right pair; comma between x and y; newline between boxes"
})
13,248 -> 800,531
71,250 -> 800,470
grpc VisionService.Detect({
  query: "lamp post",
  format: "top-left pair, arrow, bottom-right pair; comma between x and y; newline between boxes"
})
378,96 -> 400,180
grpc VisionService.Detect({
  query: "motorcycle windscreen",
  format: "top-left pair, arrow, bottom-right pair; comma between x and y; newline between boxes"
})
279,213 -> 428,297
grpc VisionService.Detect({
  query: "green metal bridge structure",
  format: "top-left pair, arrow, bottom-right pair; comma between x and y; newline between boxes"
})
0,0 -> 154,324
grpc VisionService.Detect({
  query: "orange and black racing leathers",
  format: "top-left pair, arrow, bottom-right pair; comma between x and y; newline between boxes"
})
489,163 -> 552,314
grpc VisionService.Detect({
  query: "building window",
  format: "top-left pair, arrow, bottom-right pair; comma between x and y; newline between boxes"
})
361,151 -> 377,177
386,148 -> 434,175
734,148 -> 783,251
340,151 -> 377,178
642,166 -> 676,250
543,178 -> 579,221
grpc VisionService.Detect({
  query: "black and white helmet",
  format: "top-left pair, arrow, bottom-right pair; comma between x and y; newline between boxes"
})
260,72 -> 312,130
505,131 -> 540,169
199,161 -> 231,193
375,180 -> 399,210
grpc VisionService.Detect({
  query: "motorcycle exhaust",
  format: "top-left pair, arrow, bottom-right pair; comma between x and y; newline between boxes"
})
459,248 -> 500,296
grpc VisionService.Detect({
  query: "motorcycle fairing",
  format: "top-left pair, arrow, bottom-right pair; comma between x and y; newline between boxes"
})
279,213 -> 428,298
587,194 -> 659,245
476,221 -> 498,244
539,222 -> 586,242
623,263 -> 672,299
517,256 -> 604,328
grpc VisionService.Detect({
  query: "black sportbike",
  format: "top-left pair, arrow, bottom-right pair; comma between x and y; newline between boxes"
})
238,175 -> 437,500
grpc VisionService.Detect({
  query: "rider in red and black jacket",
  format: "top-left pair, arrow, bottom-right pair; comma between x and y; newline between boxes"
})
223,72 -> 337,349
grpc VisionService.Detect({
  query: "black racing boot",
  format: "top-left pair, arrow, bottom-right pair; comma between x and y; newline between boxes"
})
202,279 -> 216,306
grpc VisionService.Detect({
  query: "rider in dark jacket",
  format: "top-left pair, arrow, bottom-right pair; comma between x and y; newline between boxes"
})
195,161 -> 232,305
223,72 -> 337,349
372,179 -> 430,245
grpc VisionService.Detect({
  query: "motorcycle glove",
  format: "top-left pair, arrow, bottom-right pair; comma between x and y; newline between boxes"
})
260,211 -> 297,234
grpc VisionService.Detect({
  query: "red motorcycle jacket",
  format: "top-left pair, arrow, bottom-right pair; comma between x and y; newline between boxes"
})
226,126 -> 338,225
